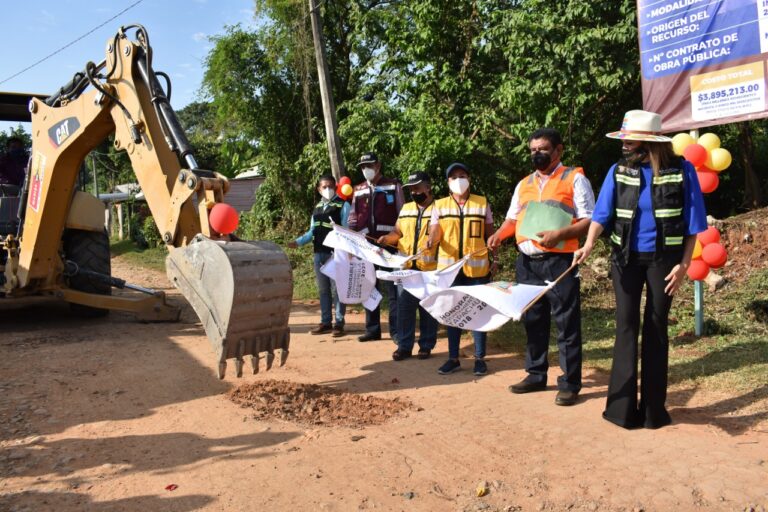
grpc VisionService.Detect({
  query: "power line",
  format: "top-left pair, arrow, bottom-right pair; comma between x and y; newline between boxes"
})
0,0 -> 145,86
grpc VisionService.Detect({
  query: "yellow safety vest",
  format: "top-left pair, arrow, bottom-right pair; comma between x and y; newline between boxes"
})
396,201 -> 437,270
434,194 -> 489,277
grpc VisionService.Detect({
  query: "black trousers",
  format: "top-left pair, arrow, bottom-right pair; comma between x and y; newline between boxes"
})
365,274 -> 398,341
605,252 -> 676,429
516,253 -> 582,392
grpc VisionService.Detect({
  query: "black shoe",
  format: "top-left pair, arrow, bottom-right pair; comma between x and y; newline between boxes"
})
392,349 -> 412,361
358,332 -> 382,342
310,323 -> 332,335
508,378 -> 546,394
332,324 -> 345,338
417,349 -> 431,360
555,390 -> 579,406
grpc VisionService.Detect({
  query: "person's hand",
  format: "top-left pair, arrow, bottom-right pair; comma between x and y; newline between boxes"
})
487,232 -> 502,250
287,241 -> 298,249
536,229 -> 561,248
664,263 -> 688,296
572,241 -> 593,266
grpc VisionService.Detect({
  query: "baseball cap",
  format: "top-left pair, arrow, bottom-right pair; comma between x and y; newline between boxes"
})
357,152 -> 379,167
403,171 -> 431,187
445,162 -> 469,178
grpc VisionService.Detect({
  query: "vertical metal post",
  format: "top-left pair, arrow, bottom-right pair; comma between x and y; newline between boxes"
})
694,280 -> 704,336
308,0 -> 346,181
91,153 -> 99,198
690,129 -> 704,336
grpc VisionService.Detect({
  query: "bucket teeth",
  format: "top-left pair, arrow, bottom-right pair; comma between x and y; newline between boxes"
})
279,349 -> 289,367
165,239 -> 293,380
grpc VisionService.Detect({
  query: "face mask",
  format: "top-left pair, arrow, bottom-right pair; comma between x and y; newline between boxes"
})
320,187 -> 335,201
622,147 -> 648,163
362,167 -> 377,182
448,177 -> 469,195
410,192 -> 428,205
531,152 -> 551,171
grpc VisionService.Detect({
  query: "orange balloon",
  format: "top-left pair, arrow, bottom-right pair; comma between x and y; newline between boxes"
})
687,259 -> 710,281
697,226 -> 720,246
684,143 -> 708,167
701,242 -> 727,268
209,203 -> 239,235
692,240 -> 702,259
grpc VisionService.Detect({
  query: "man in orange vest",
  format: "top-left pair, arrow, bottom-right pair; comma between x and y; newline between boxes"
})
487,128 -> 594,406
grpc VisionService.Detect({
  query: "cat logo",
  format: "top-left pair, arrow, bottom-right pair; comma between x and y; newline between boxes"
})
47,117 -> 81,149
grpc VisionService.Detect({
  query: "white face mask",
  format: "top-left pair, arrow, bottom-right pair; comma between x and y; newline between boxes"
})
320,187 -> 335,201
448,177 -> 469,195
362,166 -> 377,182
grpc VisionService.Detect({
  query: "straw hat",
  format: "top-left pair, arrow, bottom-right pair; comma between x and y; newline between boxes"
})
606,110 -> 672,142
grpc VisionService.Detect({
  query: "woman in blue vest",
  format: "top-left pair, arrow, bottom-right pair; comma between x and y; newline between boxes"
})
573,110 -> 707,429
289,174 -> 351,337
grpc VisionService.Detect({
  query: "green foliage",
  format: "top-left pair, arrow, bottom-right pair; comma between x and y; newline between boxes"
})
0,125 -> 32,150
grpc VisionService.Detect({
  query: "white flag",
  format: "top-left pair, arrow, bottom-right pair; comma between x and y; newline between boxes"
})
362,287 -> 382,311
320,251 -> 376,304
323,224 -> 412,268
420,281 -> 549,332
376,255 -> 468,300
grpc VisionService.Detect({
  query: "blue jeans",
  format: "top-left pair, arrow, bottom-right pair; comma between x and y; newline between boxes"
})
314,252 -> 345,326
447,272 -> 489,360
397,284 -> 438,353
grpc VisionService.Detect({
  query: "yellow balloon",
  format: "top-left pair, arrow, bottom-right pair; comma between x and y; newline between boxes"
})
697,133 -> 721,151
341,183 -> 353,196
692,239 -> 702,259
709,148 -> 732,172
672,133 -> 695,156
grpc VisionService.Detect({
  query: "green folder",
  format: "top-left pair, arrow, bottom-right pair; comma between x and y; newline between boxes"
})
517,201 -> 573,250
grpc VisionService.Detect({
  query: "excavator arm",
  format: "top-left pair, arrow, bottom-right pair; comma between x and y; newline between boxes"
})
13,26 -> 292,378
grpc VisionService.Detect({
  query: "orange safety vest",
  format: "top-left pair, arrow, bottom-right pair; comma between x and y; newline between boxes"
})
515,165 -> 584,253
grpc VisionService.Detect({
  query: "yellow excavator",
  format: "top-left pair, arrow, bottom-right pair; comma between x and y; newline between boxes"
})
0,25 -> 292,379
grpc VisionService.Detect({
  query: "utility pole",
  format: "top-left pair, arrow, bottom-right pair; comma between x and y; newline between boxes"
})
308,0 -> 346,180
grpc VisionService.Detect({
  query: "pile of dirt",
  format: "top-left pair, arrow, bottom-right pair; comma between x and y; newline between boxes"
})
718,207 -> 768,283
227,380 -> 412,427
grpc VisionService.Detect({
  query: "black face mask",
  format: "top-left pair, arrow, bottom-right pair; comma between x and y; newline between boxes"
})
531,152 -> 551,171
622,147 -> 648,163
410,192 -> 428,205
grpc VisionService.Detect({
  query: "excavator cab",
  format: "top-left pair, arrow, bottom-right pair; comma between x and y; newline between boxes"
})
0,26 -> 293,378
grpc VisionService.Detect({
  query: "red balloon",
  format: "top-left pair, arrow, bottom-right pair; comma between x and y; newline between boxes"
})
687,259 -> 710,281
697,226 -> 720,246
684,143 -> 708,167
696,170 -> 719,194
209,203 -> 239,235
338,176 -> 351,186
701,242 -> 727,268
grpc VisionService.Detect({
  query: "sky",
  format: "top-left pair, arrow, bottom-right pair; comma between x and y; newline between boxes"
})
0,0 -> 259,134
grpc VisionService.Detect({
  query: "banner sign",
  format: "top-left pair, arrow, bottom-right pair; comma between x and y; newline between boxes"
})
419,281 -> 549,332
376,256 -> 468,300
320,251 -> 378,309
639,0 -> 768,131
323,224 -> 411,268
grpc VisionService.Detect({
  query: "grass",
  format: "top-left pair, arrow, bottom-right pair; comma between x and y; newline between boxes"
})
110,239 -> 167,273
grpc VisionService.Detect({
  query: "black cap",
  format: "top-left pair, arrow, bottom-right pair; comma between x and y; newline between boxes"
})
357,152 -> 379,167
403,171 -> 431,187
445,162 -> 469,178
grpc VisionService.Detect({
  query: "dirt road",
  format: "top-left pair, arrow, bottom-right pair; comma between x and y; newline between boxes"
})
1,259 -> 766,512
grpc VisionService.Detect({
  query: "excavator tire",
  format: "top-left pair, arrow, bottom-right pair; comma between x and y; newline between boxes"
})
166,236 -> 293,379
63,229 -> 111,317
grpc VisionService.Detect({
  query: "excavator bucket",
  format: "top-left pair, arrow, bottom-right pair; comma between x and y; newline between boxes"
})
165,236 -> 293,379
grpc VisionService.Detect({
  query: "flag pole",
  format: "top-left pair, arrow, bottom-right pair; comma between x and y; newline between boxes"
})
519,262 -> 578,317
